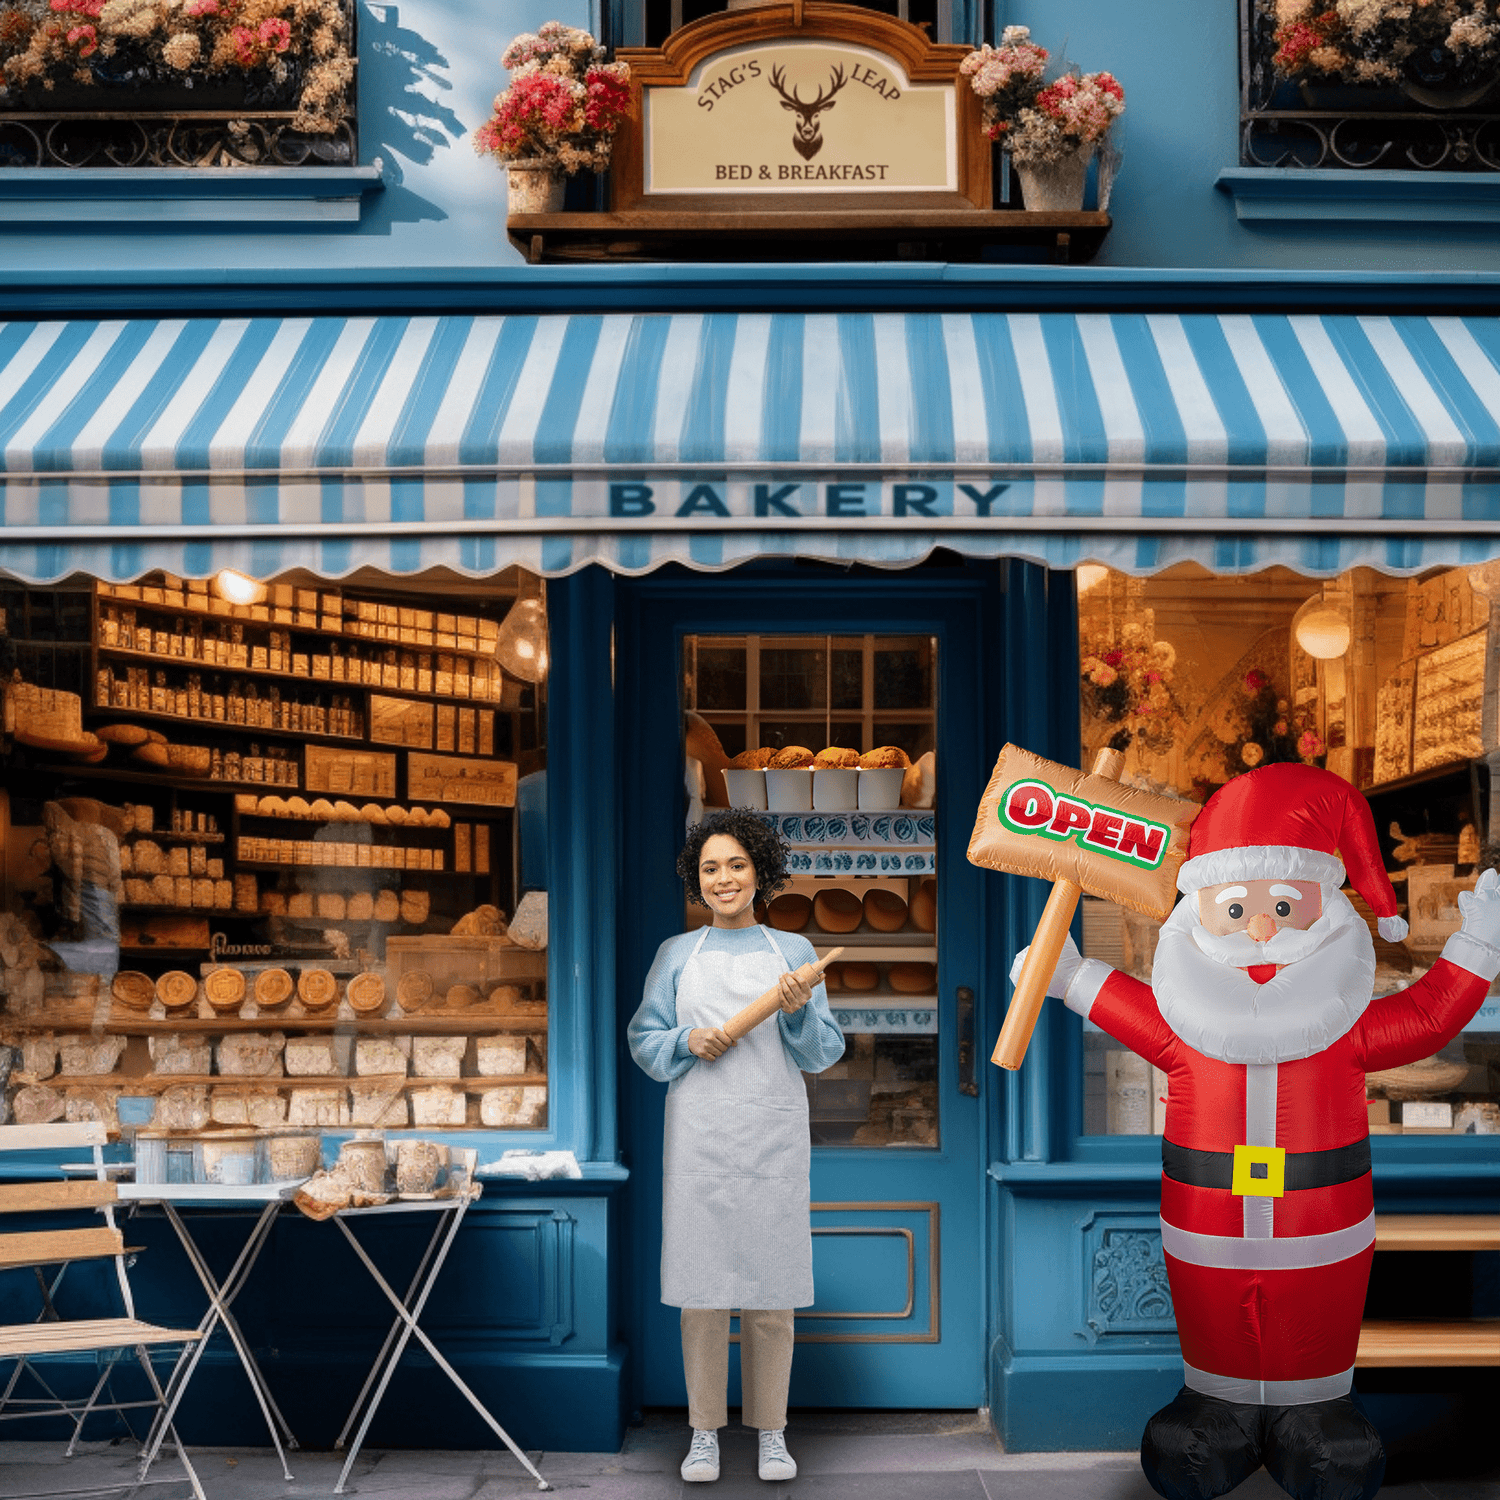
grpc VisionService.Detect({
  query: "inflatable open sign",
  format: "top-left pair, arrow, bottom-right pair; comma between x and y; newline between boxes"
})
968,744 -> 1198,920
999,779 -> 1172,870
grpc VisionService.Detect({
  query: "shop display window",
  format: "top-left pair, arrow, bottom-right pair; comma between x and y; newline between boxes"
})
1075,563 -> 1498,1139
0,570 -> 549,1154
683,632 -> 939,1147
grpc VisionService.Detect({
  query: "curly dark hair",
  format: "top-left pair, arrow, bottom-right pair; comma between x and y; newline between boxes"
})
677,809 -> 791,908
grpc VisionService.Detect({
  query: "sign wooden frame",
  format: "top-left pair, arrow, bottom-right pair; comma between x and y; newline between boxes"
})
612,2 -> 991,214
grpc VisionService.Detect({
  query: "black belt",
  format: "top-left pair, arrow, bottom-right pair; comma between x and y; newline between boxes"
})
1161,1138 -> 1371,1192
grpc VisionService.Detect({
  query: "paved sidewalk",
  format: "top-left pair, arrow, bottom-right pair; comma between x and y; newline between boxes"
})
3,1412 -> 1497,1500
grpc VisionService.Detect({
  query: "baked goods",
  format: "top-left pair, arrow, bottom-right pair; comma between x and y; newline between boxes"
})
111,971 -> 156,1011
400,890 -> 430,925
253,968 -> 294,1009
166,745 -> 211,776
133,742 -> 171,768
396,970 -> 435,1013
444,984 -> 481,1009
728,747 -> 775,769
864,888 -> 908,932
96,724 -> 151,746
812,887 -> 862,933
860,745 -> 910,769
911,878 -> 936,933
297,968 -> 340,1010
901,750 -> 935,809
346,971 -> 387,1013
841,962 -> 879,990
889,962 -> 936,994
813,746 -> 859,769
155,970 -> 199,1010
346,891 -> 374,921
316,892 -> 347,921
373,889 -> 401,923
685,711 -> 731,806
203,967 -> 247,1012
767,893 -> 813,931
768,746 -> 815,769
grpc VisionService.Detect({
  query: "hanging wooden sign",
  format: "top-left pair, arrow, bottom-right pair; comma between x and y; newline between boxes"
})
612,2 -> 990,212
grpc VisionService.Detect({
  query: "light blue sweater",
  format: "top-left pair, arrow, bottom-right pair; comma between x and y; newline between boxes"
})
627,925 -> 845,1082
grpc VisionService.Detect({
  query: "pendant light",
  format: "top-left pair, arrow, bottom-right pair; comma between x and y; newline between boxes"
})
1291,596 -> 1351,660
494,588 -> 549,683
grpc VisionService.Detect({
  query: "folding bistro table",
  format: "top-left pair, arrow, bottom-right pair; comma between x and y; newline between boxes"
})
328,1149 -> 550,1494
115,1182 -> 302,1483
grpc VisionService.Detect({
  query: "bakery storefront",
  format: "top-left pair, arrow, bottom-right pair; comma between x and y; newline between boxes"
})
1,308 -> 1499,1453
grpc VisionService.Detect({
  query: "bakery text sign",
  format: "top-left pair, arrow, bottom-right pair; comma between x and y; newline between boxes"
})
645,39 -> 955,194
602,480 -> 1010,516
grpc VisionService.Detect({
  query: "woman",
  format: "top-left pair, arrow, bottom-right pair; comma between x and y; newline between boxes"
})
628,809 -> 844,1484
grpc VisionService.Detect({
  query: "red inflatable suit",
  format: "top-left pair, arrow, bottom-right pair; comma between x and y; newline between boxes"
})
1042,764 -> 1500,1500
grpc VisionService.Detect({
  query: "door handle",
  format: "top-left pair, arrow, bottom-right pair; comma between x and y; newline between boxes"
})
956,986 -> 977,1096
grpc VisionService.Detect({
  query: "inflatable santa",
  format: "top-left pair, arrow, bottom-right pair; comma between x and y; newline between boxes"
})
1016,762 -> 1500,1500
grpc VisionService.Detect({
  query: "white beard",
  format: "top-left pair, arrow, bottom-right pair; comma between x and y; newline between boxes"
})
1151,888 -> 1375,1064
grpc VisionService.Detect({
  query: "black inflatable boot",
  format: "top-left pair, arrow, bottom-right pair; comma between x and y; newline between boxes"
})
1141,1386 -> 1269,1500
1262,1393 -> 1385,1500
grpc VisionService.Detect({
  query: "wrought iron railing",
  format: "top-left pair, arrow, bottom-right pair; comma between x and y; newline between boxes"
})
0,3 -> 356,169
1240,0 -> 1500,170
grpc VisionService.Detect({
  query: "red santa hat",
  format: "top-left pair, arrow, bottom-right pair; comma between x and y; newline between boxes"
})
1176,762 -> 1409,942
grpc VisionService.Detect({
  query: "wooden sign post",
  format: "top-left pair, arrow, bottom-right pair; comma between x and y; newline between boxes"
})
967,744 -> 1201,1072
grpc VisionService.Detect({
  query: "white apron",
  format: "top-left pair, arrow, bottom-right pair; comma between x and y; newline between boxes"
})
660,924 -> 814,1309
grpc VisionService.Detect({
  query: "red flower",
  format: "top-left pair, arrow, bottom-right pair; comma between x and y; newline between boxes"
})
1243,668 -> 1269,694
1103,649 -> 1124,667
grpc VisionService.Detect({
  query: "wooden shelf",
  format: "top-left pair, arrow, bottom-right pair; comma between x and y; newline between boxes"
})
3,1009 -> 547,1036
506,208 -> 1112,265
3,762 -> 294,796
1356,1319 -> 1500,1367
122,830 -> 224,845
85,701 -> 363,745
122,905 -> 254,918
28,1072 -> 548,1091
97,643 -> 504,707
96,589 -> 512,653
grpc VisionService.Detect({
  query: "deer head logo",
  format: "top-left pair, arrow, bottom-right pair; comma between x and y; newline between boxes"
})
768,64 -> 848,160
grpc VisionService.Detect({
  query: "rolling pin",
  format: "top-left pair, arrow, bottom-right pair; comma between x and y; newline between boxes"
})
721,946 -> 845,1040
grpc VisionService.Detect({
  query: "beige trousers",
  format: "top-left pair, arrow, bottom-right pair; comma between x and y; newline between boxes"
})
680,1308 -> 794,1431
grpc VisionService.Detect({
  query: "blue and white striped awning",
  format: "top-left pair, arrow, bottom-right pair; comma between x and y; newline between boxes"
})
3,311 -> 1500,583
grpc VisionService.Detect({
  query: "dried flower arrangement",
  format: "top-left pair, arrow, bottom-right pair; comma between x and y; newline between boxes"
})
961,25 -> 1124,165
473,20 -> 630,175
1269,0 -> 1500,87
0,0 -> 354,133
1212,666 -> 1326,787
1080,615 -> 1180,755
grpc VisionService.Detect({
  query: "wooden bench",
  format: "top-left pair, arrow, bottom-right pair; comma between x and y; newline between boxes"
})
0,1122 -> 205,1500
1356,1214 -> 1500,1368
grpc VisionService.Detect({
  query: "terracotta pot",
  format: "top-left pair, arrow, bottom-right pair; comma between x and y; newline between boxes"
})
506,159 -> 566,215
1014,145 -> 1094,213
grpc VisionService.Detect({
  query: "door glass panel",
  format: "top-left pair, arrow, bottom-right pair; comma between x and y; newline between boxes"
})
684,633 -> 939,1149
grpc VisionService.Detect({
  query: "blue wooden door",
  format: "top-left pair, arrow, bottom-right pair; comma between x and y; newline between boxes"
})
618,570 -> 992,1411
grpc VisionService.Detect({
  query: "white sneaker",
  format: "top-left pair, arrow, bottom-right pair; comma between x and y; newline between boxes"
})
758,1428 -> 797,1482
681,1428 -> 720,1482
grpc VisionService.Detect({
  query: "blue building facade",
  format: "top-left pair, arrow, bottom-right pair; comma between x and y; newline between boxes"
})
1,0 -> 1498,1462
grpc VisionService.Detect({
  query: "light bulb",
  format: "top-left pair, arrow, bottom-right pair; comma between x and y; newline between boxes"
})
1292,598 -> 1351,660
214,569 -> 266,606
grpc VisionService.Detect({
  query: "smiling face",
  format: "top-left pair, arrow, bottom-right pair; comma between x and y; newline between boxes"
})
699,833 -> 759,927
1197,878 -> 1322,942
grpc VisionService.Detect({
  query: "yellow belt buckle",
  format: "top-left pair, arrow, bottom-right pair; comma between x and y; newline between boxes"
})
1231,1143 -> 1286,1198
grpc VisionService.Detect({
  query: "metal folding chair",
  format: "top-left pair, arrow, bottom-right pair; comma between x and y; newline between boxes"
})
0,1122 -> 205,1500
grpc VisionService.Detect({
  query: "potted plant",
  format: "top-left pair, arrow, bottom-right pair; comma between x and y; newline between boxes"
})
961,26 -> 1124,212
0,0 -> 354,137
473,20 -> 630,216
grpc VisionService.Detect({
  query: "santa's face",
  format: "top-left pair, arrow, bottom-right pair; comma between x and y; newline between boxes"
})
1191,878 -> 1324,968
1197,879 -> 1322,940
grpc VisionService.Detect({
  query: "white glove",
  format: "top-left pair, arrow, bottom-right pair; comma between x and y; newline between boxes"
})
1457,867 -> 1500,951
1009,934 -> 1084,1000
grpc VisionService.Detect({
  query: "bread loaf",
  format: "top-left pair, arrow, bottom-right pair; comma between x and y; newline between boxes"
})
254,968 -> 294,1009
156,970 -> 199,1010
684,711 -> 731,806
889,962 -> 936,994
728,747 -> 774,769
841,962 -> 879,990
346,972 -> 387,1013
297,969 -> 339,1010
864,888 -> 908,932
859,745 -> 910,769
112,971 -> 155,1011
910,878 -> 936,933
812,887 -> 862,933
813,746 -> 859,769
768,745 -> 815,769
767,893 -> 812,931
203,967 -> 247,1012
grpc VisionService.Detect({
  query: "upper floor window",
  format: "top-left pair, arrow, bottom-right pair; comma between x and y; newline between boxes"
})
1241,0 -> 1500,169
